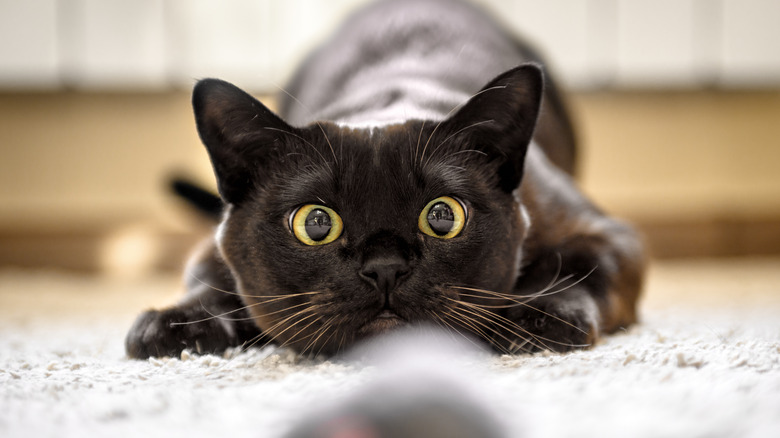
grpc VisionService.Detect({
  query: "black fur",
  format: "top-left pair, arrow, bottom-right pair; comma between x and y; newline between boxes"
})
170,177 -> 223,220
126,0 -> 643,359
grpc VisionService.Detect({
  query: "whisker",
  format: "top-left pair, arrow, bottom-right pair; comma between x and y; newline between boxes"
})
423,119 -> 494,168
209,329 -> 270,372
449,295 -> 525,309
407,128 -> 415,165
434,308 -> 489,343
426,309 -> 490,349
261,304 -> 322,334
239,331 -> 269,354
450,307 -> 521,354
308,315 -> 342,357
449,304 -> 547,353
190,301 -> 314,327
263,127 -> 332,174
192,295 -> 316,327
424,309 -> 449,333
186,272 -> 239,296
529,265 -> 599,301
449,287 -> 546,309
447,295 -> 543,342
449,149 -> 488,158
425,309 -> 465,342
434,308 -> 505,353
521,274 -> 576,300
186,271 -> 321,300
278,314 -> 323,351
223,304 -> 320,360
456,299 -> 590,350
301,316 -> 335,355
447,285 -> 518,299
169,301 -> 264,326
273,82 -> 338,166
419,84 -> 507,166
319,126 -> 337,166
246,292 -> 321,307
259,309 -> 321,351
415,120 -> 426,164
509,301 -> 590,336
449,263 -> 597,310
476,264 -> 598,309
314,326 -> 341,358
542,252 -> 564,294
337,332 -> 347,355
454,301 -> 557,351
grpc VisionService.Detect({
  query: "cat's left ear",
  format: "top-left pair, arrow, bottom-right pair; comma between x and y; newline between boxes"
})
444,63 -> 543,192
193,78 -> 294,205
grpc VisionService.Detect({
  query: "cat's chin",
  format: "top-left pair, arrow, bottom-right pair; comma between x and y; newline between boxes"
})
357,310 -> 406,338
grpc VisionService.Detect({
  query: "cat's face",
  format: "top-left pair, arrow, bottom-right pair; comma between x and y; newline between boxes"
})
194,65 -> 543,355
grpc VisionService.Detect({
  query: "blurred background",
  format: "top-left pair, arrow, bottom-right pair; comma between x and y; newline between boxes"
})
1,0 -> 779,276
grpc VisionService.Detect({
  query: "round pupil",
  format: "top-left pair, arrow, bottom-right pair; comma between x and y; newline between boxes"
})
427,202 -> 455,235
304,209 -> 332,241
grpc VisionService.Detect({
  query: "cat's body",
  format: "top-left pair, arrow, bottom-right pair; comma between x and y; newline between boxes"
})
126,0 -> 643,359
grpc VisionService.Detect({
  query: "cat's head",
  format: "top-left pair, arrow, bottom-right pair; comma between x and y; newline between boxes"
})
193,64 -> 543,355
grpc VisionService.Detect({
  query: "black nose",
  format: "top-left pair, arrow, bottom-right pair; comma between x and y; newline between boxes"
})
360,256 -> 410,295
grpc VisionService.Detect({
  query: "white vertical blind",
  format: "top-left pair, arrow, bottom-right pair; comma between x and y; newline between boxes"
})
720,0 -> 780,87
0,0 -> 59,88
60,0 -> 168,89
481,0 -> 591,87
0,0 -> 778,91
585,0 -> 619,88
265,0 -> 349,89
615,0 -> 699,88
166,0 -> 274,90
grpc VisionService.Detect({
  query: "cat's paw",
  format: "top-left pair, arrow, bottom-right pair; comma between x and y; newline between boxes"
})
506,293 -> 599,354
124,308 -> 237,359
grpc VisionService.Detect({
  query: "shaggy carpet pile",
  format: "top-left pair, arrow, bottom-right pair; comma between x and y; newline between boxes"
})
1,259 -> 779,437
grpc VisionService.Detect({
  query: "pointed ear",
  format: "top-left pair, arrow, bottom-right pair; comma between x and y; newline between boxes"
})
445,64 -> 543,192
192,78 -> 292,205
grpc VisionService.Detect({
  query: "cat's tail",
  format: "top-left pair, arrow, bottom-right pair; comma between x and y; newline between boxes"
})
170,177 -> 223,221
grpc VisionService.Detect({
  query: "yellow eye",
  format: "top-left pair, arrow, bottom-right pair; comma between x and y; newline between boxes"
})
418,196 -> 466,239
290,204 -> 343,246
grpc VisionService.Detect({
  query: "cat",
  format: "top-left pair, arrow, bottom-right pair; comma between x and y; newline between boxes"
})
126,0 -> 644,359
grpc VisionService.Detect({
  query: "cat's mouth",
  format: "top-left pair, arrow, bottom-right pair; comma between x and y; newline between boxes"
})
357,309 -> 406,338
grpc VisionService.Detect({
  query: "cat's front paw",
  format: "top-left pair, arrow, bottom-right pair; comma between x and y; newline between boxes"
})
506,294 -> 599,354
125,308 -> 237,359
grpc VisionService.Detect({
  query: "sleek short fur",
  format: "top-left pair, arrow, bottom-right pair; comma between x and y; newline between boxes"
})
126,0 -> 643,359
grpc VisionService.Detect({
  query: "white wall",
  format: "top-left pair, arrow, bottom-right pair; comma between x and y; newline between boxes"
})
0,0 -> 779,91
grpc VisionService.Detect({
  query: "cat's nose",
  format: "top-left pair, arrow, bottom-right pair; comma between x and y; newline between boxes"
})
360,256 -> 411,295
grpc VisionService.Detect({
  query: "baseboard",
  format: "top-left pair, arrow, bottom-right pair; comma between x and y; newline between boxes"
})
637,217 -> 780,259
0,229 -> 202,274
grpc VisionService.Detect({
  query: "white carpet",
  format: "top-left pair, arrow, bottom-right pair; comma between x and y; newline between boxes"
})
1,262 -> 779,437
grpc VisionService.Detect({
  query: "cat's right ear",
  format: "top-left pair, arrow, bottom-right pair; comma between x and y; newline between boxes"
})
193,79 -> 292,205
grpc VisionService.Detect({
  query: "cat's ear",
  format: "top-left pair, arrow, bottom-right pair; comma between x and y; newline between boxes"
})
445,63 -> 543,192
193,78 -> 292,205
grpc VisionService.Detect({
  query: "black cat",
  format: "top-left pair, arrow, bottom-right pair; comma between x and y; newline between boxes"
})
126,0 -> 644,359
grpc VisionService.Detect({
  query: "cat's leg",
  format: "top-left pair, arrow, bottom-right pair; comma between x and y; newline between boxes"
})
502,219 -> 644,354
125,241 -> 264,359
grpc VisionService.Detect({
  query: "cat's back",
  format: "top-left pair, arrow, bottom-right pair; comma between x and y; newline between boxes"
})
280,0 -> 577,174
281,0 -> 525,126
